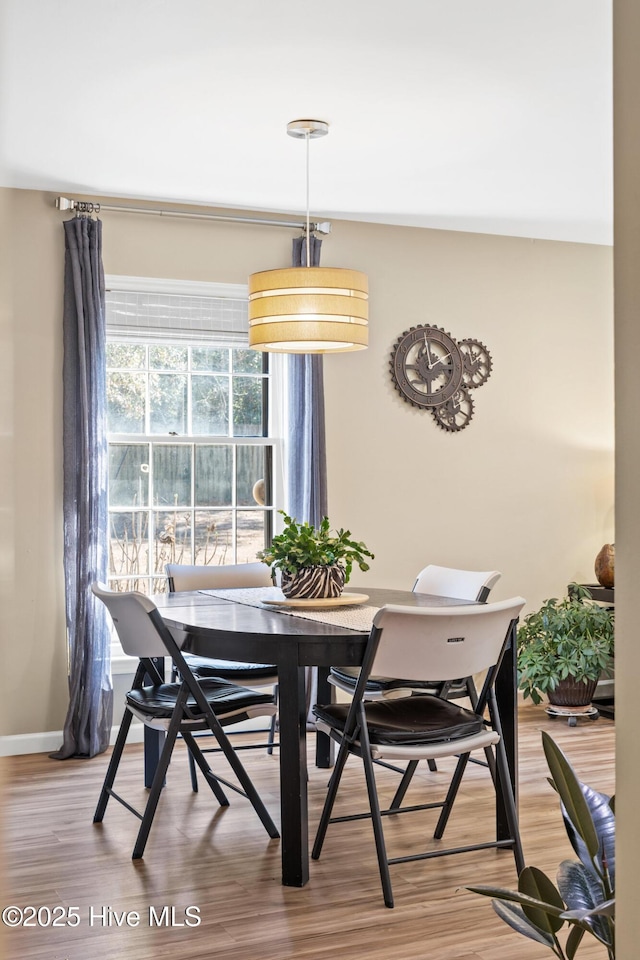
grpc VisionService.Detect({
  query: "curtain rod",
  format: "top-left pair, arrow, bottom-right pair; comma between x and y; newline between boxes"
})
55,196 -> 332,235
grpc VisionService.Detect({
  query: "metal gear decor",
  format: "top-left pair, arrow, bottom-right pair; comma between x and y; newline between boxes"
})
432,386 -> 475,433
459,338 -> 492,388
389,324 -> 492,432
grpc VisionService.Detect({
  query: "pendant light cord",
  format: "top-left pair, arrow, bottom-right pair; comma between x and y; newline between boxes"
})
305,130 -> 311,267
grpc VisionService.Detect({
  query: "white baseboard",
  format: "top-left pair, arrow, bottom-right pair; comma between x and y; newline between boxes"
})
0,723 -> 145,758
0,715 -> 268,757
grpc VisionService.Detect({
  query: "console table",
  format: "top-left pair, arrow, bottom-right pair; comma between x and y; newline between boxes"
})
569,582 -> 615,718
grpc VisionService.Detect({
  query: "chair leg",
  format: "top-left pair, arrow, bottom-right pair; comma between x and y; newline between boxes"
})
168,655 -> 279,839
389,759 -> 420,810
434,752 -> 470,839
132,717 -> 182,860
210,724 -> 279,839
94,708 -> 134,823
460,681 -> 497,779
181,731 -> 229,807
311,739 -> 350,859
360,731 -> 394,908
187,744 -> 199,792
267,684 -> 278,755
465,676 -> 479,708
495,736 -> 525,874
483,743 -> 497,783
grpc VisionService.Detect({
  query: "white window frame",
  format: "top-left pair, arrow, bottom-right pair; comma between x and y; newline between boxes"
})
106,275 -> 286,667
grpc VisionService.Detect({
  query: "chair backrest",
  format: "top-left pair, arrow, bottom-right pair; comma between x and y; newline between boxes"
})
92,582 -> 167,659
166,561 -> 272,592
412,564 -> 501,603
368,597 -> 526,684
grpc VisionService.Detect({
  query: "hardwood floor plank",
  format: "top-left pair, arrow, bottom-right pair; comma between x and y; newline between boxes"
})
1,703 -> 614,959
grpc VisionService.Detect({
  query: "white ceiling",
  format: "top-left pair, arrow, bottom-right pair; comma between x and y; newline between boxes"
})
0,0 -> 612,244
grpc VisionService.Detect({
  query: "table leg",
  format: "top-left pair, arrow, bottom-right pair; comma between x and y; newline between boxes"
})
144,657 -> 165,787
144,728 -> 164,788
315,666 -> 335,768
495,620 -> 518,838
277,659 -> 309,886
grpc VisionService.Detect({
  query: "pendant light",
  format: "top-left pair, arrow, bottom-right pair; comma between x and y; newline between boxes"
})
248,120 -> 368,353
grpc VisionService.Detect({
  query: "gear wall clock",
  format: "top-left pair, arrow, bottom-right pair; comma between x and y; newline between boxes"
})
389,325 -> 492,432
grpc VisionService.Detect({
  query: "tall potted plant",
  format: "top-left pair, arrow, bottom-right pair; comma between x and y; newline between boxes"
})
469,731 -> 615,959
257,511 -> 374,600
517,584 -> 614,709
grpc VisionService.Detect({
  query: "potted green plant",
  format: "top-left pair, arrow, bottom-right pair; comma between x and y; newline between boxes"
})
469,731 -> 615,959
257,511 -> 374,599
517,583 -> 614,708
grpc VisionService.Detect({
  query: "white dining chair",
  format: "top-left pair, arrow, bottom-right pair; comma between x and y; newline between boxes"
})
329,565 -> 501,700
328,565 -> 502,776
312,596 -> 526,907
166,562 -> 280,788
91,582 -> 279,859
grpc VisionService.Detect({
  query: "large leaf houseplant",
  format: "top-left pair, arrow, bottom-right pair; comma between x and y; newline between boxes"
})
257,511 -> 374,599
517,584 -> 614,707
469,731 -> 615,959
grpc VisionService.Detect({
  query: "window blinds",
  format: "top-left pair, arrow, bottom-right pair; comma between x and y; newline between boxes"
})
105,288 -> 249,345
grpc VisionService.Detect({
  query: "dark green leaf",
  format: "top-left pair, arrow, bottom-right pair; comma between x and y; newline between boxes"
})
542,732 -> 599,859
566,923 -> 585,959
563,897 -> 615,920
557,861 -> 613,946
557,861 -> 605,913
561,781 -> 615,887
491,900 -> 557,949
467,885 -> 565,919
519,866 -> 565,934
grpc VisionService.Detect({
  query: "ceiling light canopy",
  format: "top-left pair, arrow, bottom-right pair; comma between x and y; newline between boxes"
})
248,120 -> 369,354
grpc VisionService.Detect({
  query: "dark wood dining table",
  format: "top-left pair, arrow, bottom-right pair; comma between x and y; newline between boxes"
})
152,586 -> 519,888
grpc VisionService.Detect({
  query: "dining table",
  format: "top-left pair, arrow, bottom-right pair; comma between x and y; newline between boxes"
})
151,585 -> 519,888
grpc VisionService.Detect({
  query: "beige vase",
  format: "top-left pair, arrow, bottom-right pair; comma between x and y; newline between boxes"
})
595,543 -> 615,588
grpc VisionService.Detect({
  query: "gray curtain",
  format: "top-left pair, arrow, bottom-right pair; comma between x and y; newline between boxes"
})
286,235 -> 328,526
52,216 -> 113,759
287,235 -> 328,721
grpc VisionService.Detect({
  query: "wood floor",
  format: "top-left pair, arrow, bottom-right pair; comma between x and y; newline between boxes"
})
1,702 -> 614,960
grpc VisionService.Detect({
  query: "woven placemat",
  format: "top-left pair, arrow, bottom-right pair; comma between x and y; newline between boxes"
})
200,586 -> 378,632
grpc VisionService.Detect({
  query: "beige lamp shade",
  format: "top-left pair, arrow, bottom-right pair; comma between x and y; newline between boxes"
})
248,266 -> 368,353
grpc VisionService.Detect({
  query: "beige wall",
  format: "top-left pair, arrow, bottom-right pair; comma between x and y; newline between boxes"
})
5,187 -> 614,741
0,188 -> 14,745
9,189 -> 67,735
614,0 -> 640,955
322,223 -> 614,606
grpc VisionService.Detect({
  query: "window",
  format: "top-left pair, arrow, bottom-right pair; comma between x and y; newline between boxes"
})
105,280 -> 277,594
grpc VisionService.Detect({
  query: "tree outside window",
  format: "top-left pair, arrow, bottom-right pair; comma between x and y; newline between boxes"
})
107,340 -> 273,593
